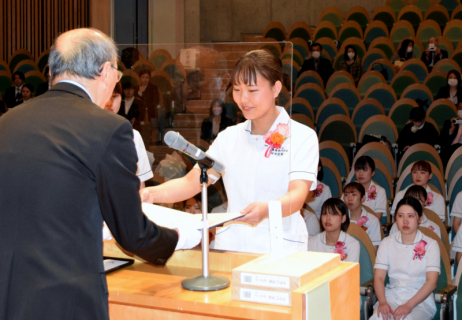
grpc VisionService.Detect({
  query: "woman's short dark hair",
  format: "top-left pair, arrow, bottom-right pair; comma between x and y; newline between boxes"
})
209,98 -> 226,117
311,43 -> 323,51
138,69 -> 151,78
22,83 -> 34,93
343,45 -> 357,62
409,106 -> 426,121
411,160 -> 432,174
343,182 -> 366,198
354,156 -> 375,172
395,196 -> 423,218
404,185 -> 427,201
447,70 -> 462,87
231,49 -> 283,86
320,198 -> 350,232
113,82 -> 122,95
12,71 -> 25,81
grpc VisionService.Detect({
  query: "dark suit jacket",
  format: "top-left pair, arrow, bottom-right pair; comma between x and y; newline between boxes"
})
420,49 -> 448,72
35,81 -> 49,96
136,82 -> 160,120
436,86 -> 462,103
297,57 -> 333,88
0,82 -> 178,320
118,97 -> 141,129
3,85 -> 22,109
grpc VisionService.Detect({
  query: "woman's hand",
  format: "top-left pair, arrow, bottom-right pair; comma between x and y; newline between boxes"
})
138,85 -> 146,94
139,187 -> 155,203
393,303 -> 412,320
236,202 -> 269,225
377,301 -> 393,320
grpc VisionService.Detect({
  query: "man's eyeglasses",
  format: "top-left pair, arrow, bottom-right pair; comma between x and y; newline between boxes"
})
111,65 -> 123,82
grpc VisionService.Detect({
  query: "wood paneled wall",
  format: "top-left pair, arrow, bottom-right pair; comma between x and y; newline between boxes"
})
1,0 -> 90,63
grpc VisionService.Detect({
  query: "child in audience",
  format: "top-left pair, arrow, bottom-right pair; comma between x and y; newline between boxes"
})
308,198 -> 359,262
449,191 -> 462,235
391,160 -> 446,222
301,205 -> 321,238
389,186 -> 441,239
370,197 -> 440,320
344,182 -> 381,252
353,156 -> 387,223
306,159 -> 332,219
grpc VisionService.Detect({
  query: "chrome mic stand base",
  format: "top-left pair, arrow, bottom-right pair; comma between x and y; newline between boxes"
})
182,275 -> 230,291
181,162 -> 230,292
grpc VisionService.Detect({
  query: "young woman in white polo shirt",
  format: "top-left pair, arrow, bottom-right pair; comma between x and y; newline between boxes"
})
370,197 -> 440,320
308,198 -> 359,262
140,50 -> 318,253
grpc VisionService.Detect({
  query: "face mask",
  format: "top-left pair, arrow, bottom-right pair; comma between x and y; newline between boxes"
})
458,110 -> 462,119
212,108 -> 222,116
449,79 -> 458,87
312,51 -> 321,59
407,46 -> 413,53
347,52 -> 355,60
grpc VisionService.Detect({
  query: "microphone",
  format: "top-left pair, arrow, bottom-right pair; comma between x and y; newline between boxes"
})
452,119 -> 462,125
164,131 -> 225,174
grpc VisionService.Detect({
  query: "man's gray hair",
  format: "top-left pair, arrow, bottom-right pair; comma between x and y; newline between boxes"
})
49,28 -> 118,80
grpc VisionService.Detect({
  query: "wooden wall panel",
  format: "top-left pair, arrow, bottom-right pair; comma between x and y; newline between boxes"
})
0,0 -> 90,63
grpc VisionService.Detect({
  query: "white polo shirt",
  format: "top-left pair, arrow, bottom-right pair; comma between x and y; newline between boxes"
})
451,225 -> 462,254
133,129 -> 153,182
450,191 -> 462,220
389,214 -> 441,239
209,106 -> 319,254
391,185 -> 445,222
349,207 -> 382,246
363,180 -> 387,217
375,230 -> 440,314
307,180 -> 331,219
302,209 -> 321,237
308,231 -> 360,262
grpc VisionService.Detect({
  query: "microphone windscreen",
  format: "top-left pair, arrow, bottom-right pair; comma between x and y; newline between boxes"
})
164,131 -> 179,147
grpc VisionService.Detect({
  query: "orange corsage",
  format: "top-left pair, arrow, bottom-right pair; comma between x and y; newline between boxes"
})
263,123 -> 290,158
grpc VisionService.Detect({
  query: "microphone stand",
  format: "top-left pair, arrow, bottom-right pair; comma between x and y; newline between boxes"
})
181,161 -> 230,291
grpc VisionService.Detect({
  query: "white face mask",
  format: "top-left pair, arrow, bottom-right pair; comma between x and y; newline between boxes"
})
458,110 -> 462,119
312,51 -> 321,59
212,108 -> 222,116
407,46 -> 413,53
449,79 -> 458,87
347,52 -> 355,60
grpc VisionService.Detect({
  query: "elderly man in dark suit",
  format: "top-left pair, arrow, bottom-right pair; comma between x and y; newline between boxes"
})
0,28 -> 199,320
3,71 -> 25,109
421,37 -> 448,73
297,42 -> 333,88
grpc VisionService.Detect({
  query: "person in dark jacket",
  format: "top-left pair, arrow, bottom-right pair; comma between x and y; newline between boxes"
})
200,98 -> 233,144
3,71 -> 25,109
336,45 -> 363,86
118,82 -> 141,129
436,70 -> 462,105
397,106 -> 439,156
439,102 -> 462,168
421,37 -> 448,73
297,42 -> 333,88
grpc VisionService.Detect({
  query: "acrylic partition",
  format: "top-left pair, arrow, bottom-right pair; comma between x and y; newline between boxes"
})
115,42 -> 306,251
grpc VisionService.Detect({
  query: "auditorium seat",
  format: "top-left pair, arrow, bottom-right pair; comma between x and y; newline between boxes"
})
277,85 -> 291,107
281,57 -> 299,87
397,5 -> 423,31
326,71 -> 355,97
24,71 -> 46,95
425,4 -> 450,32
424,208 -> 451,253
294,83 -> 325,116
160,59 -> 186,85
295,70 -> 324,91
132,59 -> 156,75
8,49 -> 33,73
368,58 -> 396,84
424,71 -> 448,98
390,70 -> 419,98
437,0 -> 461,15
36,49 -> 50,73
355,141 -> 397,179
313,21 -> 338,41
330,83 -> 361,114
316,98 -> 350,132
364,21 -> 389,50
288,21 -> 312,44
371,5 -> 396,31
416,20 -> 442,45
358,115 -> 399,144
400,58 -> 428,83
315,37 -> 338,62
263,21 -> 287,42
398,144 -> 445,177
318,7 -> 344,32
338,21 -> 364,45
319,140 -> 350,177
13,59 -> 38,74
369,37 -> 396,60
388,98 -> 420,134
148,49 -> 172,70
287,37 -> 309,61
362,50 -> 387,76
150,70 -> 174,95
411,0 -> 434,16
446,146 -> 462,188
345,6 -> 370,32
258,39 -> 282,58
364,83 -> 397,115
281,47 -> 303,70
117,60 -> 127,72
390,20 -> 416,49
357,70 -> 387,98
319,157 -> 343,197
437,36 -> 455,55
443,20 -> 462,49
450,47 -> 462,69
451,3 -> 462,19
290,113 -> 315,129
0,70 -> 13,99
401,83 -> 433,104
0,61 -> 10,74
352,98 -> 385,134
387,0 -> 410,18
319,114 -> 357,156
432,58 -> 461,74
427,98 -> 457,131
285,97 -> 314,121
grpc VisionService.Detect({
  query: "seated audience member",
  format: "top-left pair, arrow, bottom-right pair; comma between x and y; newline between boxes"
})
308,198 -> 360,262
391,39 -> 416,72
16,84 -> 34,105
184,194 -> 202,214
391,160 -> 445,222
397,106 -> 439,155
36,66 -> 50,96
421,37 -> 448,73
449,191 -> 462,235
297,42 -> 333,88
343,182 -> 381,252
451,218 -> 462,264
136,69 -> 160,124
438,101 -> 462,168
302,205 -> 321,238
4,71 -> 25,109
336,45 -> 363,86
370,197 -> 440,320
353,156 -> 387,223
306,159 -> 332,219
200,98 -> 233,144
105,82 -> 153,188
117,82 -> 141,129
436,70 -> 462,104
389,186 -> 441,239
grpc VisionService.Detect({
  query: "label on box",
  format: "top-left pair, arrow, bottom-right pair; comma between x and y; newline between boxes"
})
239,287 -> 290,306
241,272 -> 290,289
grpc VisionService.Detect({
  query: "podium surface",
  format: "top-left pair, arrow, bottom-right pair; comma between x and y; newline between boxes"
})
104,242 -> 359,320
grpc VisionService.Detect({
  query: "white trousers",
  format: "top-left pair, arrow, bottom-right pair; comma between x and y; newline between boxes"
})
369,300 -> 433,320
